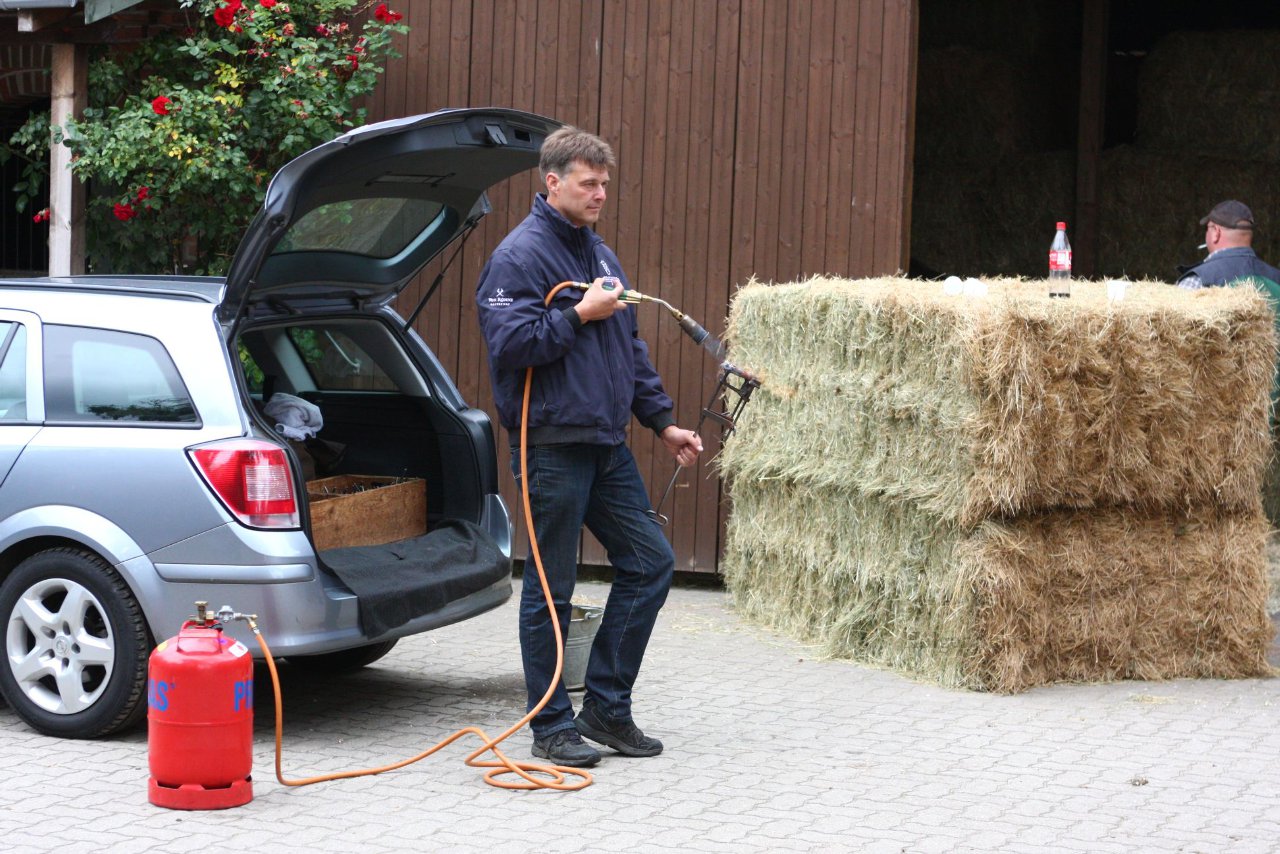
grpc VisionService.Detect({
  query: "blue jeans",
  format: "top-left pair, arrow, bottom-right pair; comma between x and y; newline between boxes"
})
513,442 -> 675,738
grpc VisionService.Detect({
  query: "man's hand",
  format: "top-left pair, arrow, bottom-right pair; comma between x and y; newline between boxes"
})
660,425 -> 703,467
573,277 -> 630,322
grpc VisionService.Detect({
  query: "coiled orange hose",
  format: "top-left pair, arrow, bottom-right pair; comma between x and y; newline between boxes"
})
251,281 -> 592,791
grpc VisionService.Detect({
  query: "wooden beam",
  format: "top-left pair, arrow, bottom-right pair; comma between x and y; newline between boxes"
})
48,42 -> 87,277
1074,0 -> 1109,278
17,9 -> 73,32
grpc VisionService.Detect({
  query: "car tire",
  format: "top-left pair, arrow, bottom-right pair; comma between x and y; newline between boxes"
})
0,548 -> 151,738
285,639 -> 398,673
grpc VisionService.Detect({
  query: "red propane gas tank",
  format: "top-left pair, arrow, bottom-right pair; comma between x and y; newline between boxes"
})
147,621 -> 254,809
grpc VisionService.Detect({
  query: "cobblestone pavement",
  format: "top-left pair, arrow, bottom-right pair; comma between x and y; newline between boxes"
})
2,577 -> 1278,854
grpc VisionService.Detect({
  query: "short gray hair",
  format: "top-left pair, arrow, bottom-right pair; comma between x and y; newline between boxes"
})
539,126 -> 616,179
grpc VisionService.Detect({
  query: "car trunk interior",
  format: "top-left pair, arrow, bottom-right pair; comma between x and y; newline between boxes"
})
236,316 -> 488,541
235,315 -> 510,631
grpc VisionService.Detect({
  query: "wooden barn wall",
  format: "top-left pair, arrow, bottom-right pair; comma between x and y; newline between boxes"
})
365,0 -> 918,573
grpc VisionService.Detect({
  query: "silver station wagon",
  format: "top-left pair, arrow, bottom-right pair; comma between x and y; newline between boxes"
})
0,108 -> 556,738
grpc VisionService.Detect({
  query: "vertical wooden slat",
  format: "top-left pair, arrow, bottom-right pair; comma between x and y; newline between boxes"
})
691,0 -> 740,572
872,0 -> 913,274
801,0 -> 836,278
850,0 -> 883,274
897,0 -> 919,273
824,0 -> 861,275
453,0 -> 490,413
633,0 -> 670,526
430,0 -> 474,395
658,0 -> 698,568
729,0 -> 764,289
751,0 -> 788,283
565,0 -> 610,568
774,0 -> 810,283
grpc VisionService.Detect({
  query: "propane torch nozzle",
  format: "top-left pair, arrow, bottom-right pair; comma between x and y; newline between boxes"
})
568,281 -> 729,362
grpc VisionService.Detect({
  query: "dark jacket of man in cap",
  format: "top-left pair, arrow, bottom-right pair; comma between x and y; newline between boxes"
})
1177,200 -> 1280,289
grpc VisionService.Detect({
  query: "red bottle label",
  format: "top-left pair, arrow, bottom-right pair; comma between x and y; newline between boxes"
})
1049,249 -> 1072,271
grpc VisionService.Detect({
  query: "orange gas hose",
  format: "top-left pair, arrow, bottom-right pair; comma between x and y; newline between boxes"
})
250,281 -> 591,791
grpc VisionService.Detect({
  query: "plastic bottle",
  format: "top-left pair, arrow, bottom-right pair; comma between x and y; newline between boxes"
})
1049,221 -> 1071,298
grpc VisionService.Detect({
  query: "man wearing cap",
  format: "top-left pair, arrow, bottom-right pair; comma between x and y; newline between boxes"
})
1176,200 -> 1280,289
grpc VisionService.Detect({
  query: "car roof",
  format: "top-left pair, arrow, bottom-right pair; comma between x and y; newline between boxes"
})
0,275 -> 224,304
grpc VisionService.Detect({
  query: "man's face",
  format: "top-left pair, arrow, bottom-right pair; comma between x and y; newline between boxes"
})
546,160 -> 609,227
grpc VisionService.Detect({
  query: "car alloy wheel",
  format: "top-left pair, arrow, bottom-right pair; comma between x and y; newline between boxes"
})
0,549 -> 150,738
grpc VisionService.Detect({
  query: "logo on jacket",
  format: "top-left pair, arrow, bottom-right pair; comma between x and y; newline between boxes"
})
487,287 -> 513,309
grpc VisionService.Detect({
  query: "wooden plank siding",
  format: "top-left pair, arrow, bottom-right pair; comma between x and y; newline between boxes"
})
366,0 -> 918,573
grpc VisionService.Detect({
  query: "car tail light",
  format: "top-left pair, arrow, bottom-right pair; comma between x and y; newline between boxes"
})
189,438 -> 299,529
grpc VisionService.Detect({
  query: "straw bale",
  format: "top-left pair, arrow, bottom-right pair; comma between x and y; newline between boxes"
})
722,276 -> 1276,527
1136,30 -> 1280,163
722,479 -> 1275,692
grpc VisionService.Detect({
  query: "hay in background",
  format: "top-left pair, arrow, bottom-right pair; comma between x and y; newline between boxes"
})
722,479 -> 1275,693
918,0 -> 1079,56
722,277 -> 1276,526
914,48 -> 1058,166
912,152 -> 1076,278
910,160 -> 994,277
1136,30 -> 1280,163
1097,145 -> 1280,282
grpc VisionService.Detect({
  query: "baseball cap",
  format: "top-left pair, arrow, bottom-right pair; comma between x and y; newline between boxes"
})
1199,200 -> 1255,230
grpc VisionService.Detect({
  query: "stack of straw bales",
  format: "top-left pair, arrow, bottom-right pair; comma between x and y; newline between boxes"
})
720,276 -> 1277,692
1135,30 -> 1280,163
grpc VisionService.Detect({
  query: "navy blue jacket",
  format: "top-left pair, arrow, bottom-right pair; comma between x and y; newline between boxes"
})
1177,246 -> 1280,288
476,195 -> 674,446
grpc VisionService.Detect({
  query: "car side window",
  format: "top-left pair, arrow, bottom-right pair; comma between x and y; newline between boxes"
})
44,325 -> 199,424
0,322 -> 28,421
288,327 -> 397,391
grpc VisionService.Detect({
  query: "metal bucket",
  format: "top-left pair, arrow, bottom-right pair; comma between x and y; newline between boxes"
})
563,604 -> 604,691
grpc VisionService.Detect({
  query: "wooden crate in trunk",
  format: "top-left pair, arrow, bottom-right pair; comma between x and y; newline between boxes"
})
306,475 -> 426,551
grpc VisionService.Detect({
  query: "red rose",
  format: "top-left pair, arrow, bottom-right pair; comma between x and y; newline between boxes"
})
32,208 -> 50,224
113,203 -> 136,222
315,23 -> 330,36
135,186 -> 150,202
213,0 -> 241,27
260,0 -> 276,7
151,95 -> 172,116
347,54 -> 359,70
374,4 -> 403,23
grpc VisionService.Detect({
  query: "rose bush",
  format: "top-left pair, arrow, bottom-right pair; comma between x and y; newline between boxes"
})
2,0 -> 407,274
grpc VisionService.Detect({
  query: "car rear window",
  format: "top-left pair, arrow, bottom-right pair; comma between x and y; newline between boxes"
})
43,325 -> 199,424
270,197 -> 446,259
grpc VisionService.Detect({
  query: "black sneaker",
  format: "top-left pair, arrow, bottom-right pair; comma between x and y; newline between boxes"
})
575,702 -> 664,757
531,728 -> 601,768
